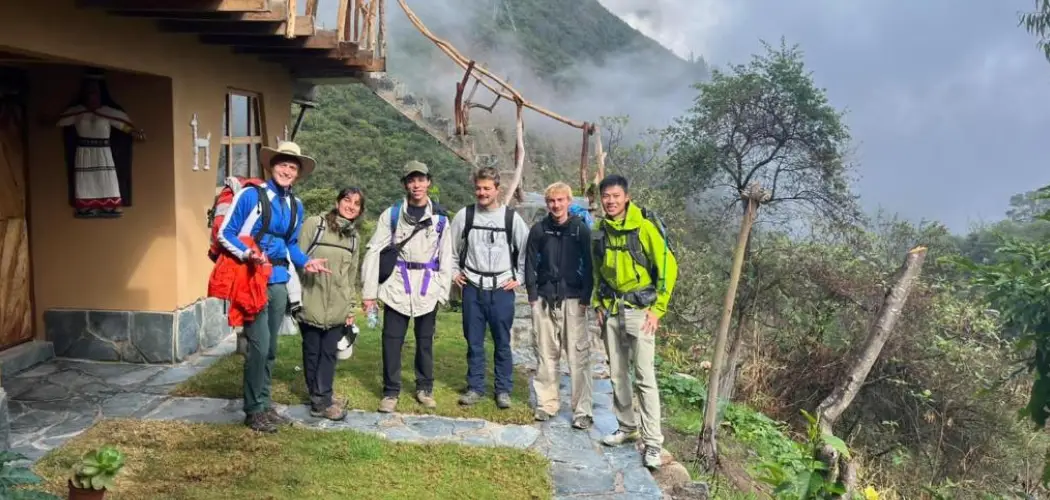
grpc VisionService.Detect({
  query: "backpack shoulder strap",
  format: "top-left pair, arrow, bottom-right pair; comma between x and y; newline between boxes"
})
252,184 -> 270,245
282,196 -> 300,241
389,201 -> 402,246
459,204 -> 475,270
505,207 -> 519,278
305,216 -> 326,255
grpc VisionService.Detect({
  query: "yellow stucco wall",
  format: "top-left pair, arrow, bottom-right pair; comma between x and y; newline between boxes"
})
0,0 -> 293,337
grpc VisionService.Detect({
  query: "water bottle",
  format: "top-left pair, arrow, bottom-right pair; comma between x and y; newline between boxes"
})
367,305 -> 379,329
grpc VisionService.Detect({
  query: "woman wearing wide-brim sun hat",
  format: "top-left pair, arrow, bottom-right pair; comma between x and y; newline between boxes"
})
216,139 -> 331,434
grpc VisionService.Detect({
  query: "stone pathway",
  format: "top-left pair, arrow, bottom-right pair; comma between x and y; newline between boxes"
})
2,334 -> 660,499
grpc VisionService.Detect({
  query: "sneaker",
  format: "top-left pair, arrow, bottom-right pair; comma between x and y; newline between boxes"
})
572,415 -> 594,430
262,407 -> 291,425
378,396 -> 398,413
601,428 -> 640,447
244,413 -> 277,433
534,410 -> 552,422
459,390 -> 482,406
416,390 -> 437,409
643,446 -> 662,469
495,393 -> 512,409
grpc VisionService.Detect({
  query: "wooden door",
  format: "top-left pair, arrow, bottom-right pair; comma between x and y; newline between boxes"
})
0,70 -> 32,350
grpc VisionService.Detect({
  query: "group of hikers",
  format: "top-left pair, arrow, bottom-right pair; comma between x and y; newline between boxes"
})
211,140 -> 678,470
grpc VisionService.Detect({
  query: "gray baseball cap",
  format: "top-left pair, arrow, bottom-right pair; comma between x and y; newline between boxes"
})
402,160 -> 429,178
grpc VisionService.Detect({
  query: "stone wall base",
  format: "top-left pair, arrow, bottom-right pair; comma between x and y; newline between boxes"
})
0,388 -> 9,451
45,297 -> 232,364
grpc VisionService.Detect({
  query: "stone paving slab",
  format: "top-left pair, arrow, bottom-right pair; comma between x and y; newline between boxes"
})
1,332 -> 661,499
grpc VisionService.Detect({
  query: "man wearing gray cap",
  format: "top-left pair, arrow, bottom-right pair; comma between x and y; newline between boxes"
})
361,160 -> 454,413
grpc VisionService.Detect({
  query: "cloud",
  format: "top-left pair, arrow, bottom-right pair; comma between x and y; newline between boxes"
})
596,0 -> 1050,232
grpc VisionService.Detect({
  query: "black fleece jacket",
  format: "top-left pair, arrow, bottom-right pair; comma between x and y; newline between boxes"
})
524,214 -> 593,303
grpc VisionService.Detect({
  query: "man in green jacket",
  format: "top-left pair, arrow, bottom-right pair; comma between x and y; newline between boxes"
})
591,174 -> 678,470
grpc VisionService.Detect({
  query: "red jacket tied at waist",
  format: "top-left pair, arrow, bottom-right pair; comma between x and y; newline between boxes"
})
208,236 -> 271,326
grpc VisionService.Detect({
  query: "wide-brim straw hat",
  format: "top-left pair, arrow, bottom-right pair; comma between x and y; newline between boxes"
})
261,140 -> 316,180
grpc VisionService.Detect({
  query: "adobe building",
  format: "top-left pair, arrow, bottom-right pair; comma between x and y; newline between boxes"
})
0,0 -> 386,384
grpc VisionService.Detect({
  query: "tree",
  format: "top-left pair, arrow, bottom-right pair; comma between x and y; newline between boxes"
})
1020,0 -> 1050,61
665,39 -> 857,401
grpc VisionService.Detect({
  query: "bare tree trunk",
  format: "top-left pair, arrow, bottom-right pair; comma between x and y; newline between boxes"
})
718,201 -> 758,403
698,183 -> 769,471
814,245 -> 928,495
503,102 -> 525,205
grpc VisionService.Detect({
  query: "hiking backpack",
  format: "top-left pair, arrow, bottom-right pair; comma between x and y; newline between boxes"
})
593,206 -> 674,292
459,204 -> 520,279
568,202 -> 595,228
206,176 -> 298,262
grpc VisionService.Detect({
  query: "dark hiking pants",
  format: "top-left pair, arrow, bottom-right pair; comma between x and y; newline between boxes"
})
461,284 -> 515,395
243,284 -> 288,415
299,322 -> 342,410
381,306 -> 437,397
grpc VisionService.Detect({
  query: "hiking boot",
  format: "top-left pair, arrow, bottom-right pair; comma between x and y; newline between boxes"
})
495,393 -> 512,409
262,407 -> 291,426
572,415 -> 594,430
378,396 -> 398,413
459,390 -> 482,406
534,409 -> 552,422
643,446 -> 662,469
601,428 -> 640,447
416,390 -> 437,409
311,403 -> 347,421
245,413 -> 277,433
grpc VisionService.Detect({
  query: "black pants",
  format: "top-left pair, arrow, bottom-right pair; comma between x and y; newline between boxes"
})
382,306 -> 437,397
299,322 -> 342,410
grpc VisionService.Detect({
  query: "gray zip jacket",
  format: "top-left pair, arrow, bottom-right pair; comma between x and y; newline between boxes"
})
449,204 -> 529,290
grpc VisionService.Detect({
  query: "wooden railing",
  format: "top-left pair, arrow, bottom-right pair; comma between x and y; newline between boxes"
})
288,0 -> 384,62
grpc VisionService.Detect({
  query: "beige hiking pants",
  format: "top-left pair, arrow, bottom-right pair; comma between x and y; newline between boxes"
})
603,307 -> 663,448
531,298 -> 593,418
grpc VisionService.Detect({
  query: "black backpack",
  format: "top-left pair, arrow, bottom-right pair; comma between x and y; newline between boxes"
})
459,204 -> 520,279
593,206 -> 673,292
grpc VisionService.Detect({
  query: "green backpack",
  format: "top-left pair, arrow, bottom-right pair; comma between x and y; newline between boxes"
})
593,206 -> 673,292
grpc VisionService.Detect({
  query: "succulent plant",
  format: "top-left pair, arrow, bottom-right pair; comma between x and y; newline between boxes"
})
69,446 -> 125,491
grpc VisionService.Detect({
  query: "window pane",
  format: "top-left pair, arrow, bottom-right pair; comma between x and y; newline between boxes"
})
248,143 -> 263,178
249,96 -> 261,136
231,94 -> 249,137
216,145 -> 229,186
222,95 -> 229,136
231,144 -> 250,177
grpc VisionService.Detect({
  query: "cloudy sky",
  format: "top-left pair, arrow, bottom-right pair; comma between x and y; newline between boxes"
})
597,0 -> 1050,232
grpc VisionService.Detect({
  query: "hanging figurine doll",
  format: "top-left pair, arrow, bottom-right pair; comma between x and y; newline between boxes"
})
56,68 -> 145,218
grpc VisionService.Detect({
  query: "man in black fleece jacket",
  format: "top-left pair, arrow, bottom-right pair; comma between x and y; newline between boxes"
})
524,182 -> 594,429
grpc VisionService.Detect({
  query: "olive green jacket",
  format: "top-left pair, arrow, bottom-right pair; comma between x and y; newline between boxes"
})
296,214 -> 361,329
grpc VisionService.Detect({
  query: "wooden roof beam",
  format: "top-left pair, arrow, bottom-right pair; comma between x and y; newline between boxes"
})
156,17 -> 314,36
201,32 -> 341,48
77,0 -> 269,11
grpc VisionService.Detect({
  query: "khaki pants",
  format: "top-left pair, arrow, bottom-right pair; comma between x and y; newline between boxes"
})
532,298 -> 593,418
603,307 -> 663,448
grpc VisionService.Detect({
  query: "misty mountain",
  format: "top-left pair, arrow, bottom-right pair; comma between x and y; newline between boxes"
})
298,0 -> 708,211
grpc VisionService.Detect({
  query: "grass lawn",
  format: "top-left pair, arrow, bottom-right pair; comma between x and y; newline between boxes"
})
34,419 -> 553,500
174,311 -> 535,425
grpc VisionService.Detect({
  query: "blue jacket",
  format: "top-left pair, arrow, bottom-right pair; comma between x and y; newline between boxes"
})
217,179 -> 307,284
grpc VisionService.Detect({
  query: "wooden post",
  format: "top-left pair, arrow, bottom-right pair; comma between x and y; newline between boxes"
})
697,182 -> 770,471
336,0 -> 349,42
286,0 -> 298,38
304,0 -> 318,18
503,101 -> 526,205
579,122 -> 591,195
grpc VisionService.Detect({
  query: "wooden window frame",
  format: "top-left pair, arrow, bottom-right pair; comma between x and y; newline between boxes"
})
217,90 -> 266,187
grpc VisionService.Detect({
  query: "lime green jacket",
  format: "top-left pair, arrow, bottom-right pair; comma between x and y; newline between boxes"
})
591,203 -> 678,318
